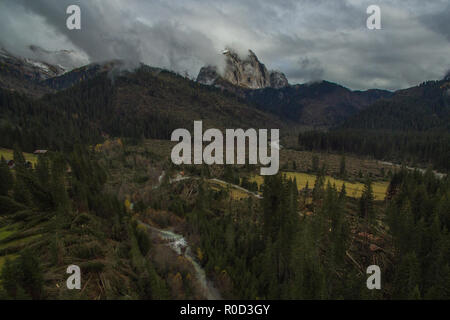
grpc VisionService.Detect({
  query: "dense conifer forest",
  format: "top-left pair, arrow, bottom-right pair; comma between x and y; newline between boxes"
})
0,62 -> 448,300
298,80 -> 450,172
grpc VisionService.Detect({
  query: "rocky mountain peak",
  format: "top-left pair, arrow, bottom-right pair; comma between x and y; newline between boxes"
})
269,71 -> 289,89
197,49 -> 288,89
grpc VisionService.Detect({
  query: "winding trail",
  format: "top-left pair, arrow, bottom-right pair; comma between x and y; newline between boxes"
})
155,170 -> 263,199
138,220 -> 222,300
379,161 -> 446,179
209,178 -> 263,199
140,170 -> 262,300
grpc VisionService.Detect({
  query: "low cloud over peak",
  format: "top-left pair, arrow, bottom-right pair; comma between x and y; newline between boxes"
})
1,0 -> 449,90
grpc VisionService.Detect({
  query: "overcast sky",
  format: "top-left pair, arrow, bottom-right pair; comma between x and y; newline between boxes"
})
1,0 -> 450,90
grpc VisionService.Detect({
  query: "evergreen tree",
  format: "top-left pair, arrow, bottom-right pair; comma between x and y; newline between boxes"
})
339,154 -> 346,178
359,177 -> 374,220
339,183 -> 346,200
0,156 -> 13,195
0,251 -> 44,299
311,155 -> 319,173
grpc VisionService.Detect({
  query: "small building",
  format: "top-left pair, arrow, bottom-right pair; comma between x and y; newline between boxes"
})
6,159 -> 15,169
33,149 -> 48,155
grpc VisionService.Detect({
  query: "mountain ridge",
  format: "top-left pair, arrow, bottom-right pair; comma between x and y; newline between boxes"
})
195,49 -> 393,126
0,47 -> 448,130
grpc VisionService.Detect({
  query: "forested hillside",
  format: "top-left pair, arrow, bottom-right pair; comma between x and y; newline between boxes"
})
298,80 -> 450,171
0,66 -> 282,154
147,165 -> 450,299
341,80 -> 450,131
243,81 -> 392,126
0,147 -> 171,299
0,54 -> 448,301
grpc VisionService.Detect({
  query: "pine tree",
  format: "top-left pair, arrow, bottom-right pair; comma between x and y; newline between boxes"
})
339,154 -> 346,178
0,251 -> 44,299
359,177 -> 374,220
0,157 -> 13,196
13,145 -> 26,170
0,258 -> 19,298
50,154 -> 69,211
339,183 -> 346,200
35,155 -> 50,190
311,155 -> 319,173
393,252 -> 421,299
312,172 -> 325,202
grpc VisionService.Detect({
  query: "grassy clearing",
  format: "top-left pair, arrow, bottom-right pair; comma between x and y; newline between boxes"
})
279,149 -> 393,182
250,171 -> 389,200
0,148 -> 38,165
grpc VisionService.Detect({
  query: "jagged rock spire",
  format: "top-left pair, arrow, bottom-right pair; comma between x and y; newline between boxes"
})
197,49 -> 288,89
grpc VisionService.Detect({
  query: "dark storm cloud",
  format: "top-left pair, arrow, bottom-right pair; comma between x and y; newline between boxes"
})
419,3 -> 450,42
0,0 -> 449,90
0,0 -> 223,75
289,57 -> 325,82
